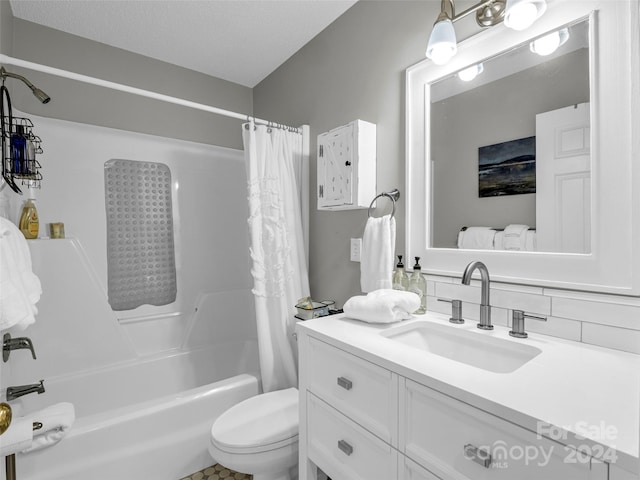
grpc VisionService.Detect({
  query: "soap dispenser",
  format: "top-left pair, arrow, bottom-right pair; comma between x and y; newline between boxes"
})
19,185 -> 39,239
408,257 -> 426,314
392,255 -> 409,291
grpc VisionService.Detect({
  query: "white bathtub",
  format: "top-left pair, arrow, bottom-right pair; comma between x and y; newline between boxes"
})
10,340 -> 260,480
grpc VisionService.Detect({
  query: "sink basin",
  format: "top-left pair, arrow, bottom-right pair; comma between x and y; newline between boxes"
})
381,321 -> 542,373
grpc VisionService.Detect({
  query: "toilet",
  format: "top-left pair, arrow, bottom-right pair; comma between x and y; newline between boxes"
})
208,386 -> 299,480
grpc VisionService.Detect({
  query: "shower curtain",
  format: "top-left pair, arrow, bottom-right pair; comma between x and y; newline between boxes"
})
242,120 -> 310,393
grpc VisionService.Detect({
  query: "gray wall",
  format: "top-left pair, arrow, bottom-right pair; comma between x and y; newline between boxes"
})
253,1 -> 479,306
431,49 -> 590,248
5,17 -> 253,149
0,0 -> 13,55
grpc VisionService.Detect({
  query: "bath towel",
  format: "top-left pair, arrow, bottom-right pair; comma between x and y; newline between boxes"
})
502,224 -> 530,251
21,402 -> 75,453
0,217 -> 42,331
360,215 -> 396,293
343,289 -> 420,324
457,227 -> 497,249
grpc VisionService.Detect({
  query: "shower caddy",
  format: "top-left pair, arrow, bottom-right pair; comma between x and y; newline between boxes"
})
1,84 -> 44,195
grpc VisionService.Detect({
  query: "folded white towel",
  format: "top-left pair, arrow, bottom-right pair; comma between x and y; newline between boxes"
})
0,417 -> 33,456
0,217 -> 42,331
360,215 -> 396,293
457,227 -> 497,249
21,402 -> 75,453
343,289 -> 420,324
502,224 -> 530,251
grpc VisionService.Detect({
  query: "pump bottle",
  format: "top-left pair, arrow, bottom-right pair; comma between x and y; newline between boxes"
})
408,257 -> 426,314
392,255 -> 409,291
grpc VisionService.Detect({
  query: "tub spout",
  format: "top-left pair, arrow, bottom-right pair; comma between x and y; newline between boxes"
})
6,380 -> 45,401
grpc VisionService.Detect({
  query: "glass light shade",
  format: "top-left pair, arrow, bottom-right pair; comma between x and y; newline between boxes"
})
504,0 -> 547,30
426,19 -> 457,65
458,63 -> 484,82
530,28 -> 570,56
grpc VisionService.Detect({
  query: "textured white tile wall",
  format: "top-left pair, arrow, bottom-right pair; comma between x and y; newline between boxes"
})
425,275 -> 640,355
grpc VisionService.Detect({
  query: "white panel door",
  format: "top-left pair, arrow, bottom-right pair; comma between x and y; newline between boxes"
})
535,103 -> 591,253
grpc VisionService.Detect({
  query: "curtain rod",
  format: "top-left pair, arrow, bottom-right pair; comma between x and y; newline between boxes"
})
0,54 -> 300,133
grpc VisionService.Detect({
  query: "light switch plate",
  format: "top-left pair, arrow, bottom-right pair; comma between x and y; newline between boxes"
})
350,238 -> 362,262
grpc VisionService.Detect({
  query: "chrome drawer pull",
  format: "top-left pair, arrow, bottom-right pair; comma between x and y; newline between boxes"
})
337,376 -> 353,390
464,443 -> 492,468
338,439 -> 353,456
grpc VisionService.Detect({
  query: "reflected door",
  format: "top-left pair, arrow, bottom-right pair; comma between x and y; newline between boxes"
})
535,103 -> 591,253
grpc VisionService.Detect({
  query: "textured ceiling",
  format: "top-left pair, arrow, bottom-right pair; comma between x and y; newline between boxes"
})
9,0 -> 358,87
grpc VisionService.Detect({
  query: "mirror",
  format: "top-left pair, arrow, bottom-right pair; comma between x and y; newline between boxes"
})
406,1 -> 640,295
430,19 -> 590,253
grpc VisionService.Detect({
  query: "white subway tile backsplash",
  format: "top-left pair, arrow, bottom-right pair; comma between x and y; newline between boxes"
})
492,289 -> 551,315
523,316 -> 582,342
552,297 -> 640,331
581,323 -> 640,355
434,282 -> 479,304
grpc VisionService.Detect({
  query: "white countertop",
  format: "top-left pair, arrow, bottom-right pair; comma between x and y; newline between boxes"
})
297,312 -> 640,474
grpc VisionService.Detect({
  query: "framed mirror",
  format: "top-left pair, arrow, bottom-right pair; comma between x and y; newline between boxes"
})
405,0 -> 640,294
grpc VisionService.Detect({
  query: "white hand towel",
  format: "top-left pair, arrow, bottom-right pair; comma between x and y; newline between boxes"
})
0,217 -> 41,331
343,289 -> 420,324
502,224 -> 530,251
457,227 -> 497,249
21,402 -> 75,453
360,215 -> 396,293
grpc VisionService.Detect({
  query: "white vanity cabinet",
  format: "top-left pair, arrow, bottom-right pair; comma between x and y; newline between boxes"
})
298,333 -> 610,480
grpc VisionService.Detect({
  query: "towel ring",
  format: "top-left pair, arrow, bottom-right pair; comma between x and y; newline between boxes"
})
368,189 -> 400,218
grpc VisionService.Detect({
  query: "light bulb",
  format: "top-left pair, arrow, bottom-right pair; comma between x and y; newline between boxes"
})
530,28 -> 570,56
504,0 -> 547,31
426,18 -> 457,65
458,63 -> 484,82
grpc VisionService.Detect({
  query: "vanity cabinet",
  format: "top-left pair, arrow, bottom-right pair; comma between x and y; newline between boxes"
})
299,336 -> 609,480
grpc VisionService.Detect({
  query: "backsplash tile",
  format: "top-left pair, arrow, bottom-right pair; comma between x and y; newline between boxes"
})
424,273 -> 640,355
581,323 -> 640,355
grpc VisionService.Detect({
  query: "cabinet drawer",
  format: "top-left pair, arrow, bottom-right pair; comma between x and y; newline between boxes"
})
307,392 -> 398,480
307,337 -> 397,443
401,456 -> 443,480
401,379 -> 608,480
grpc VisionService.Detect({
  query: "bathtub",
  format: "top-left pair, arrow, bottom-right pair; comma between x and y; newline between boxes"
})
9,340 -> 260,480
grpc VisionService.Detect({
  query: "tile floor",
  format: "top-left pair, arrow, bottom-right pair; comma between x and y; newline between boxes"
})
180,463 -> 252,480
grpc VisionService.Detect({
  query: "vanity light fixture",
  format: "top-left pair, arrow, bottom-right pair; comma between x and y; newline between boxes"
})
530,28 -> 570,56
458,63 -> 484,81
426,0 -> 547,65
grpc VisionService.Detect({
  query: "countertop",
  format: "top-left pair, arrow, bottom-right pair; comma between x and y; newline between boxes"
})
296,312 -> 640,474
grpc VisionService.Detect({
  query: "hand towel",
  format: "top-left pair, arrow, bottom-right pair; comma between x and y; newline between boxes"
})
21,402 -> 75,453
502,224 -> 530,251
0,217 -> 42,331
343,289 -> 420,324
360,215 -> 396,293
457,227 -> 497,249
0,417 -> 34,456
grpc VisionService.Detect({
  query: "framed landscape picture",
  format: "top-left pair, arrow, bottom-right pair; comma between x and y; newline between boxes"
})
478,136 -> 536,197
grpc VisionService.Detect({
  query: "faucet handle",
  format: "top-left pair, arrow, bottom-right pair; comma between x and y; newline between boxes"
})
3,334 -> 37,362
509,310 -> 547,338
438,298 -> 464,324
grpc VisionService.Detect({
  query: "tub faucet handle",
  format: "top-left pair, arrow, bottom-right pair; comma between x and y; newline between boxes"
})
3,333 -> 36,362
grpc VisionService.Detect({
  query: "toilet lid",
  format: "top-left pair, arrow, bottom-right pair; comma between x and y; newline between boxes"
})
211,387 -> 299,454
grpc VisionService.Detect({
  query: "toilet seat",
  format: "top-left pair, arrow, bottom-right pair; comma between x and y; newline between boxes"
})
211,387 -> 298,455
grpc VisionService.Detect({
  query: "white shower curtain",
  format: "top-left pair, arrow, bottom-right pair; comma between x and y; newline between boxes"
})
242,120 -> 310,393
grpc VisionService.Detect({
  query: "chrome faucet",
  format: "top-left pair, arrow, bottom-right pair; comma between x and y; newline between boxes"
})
6,380 -> 45,401
461,261 -> 493,330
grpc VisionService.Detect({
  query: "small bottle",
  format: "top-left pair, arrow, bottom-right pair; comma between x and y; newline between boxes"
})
408,257 -> 427,314
392,255 -> 409,291
25,133 -> 36,175
11,125 -> 27,175
19,190 -> 39,239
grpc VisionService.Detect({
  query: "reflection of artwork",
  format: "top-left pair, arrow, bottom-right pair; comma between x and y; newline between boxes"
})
478,136 -> 536,197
